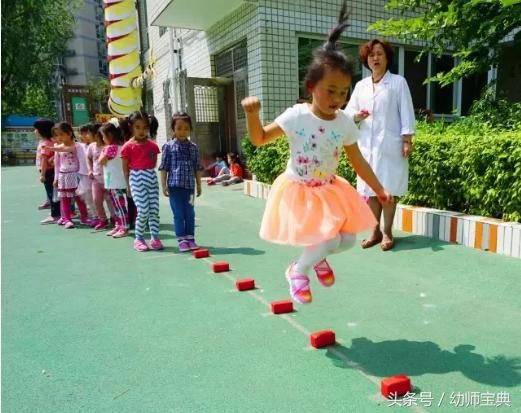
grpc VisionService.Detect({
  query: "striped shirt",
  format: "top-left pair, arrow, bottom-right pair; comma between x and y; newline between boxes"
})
159,138 -> 203,190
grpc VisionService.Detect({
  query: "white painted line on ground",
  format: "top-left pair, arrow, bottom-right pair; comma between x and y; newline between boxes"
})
196,255 -> 430,413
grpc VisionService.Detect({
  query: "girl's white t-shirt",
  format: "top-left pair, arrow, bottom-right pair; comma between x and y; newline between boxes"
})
103,145 -> 127,189
75,142 -> 89,175
275,103 -> 359,185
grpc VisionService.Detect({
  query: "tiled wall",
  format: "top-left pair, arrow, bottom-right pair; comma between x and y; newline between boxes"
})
146,0 -> 424,144
204,0 -> 409,122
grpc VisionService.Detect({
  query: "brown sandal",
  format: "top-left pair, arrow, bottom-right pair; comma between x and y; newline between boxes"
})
380,238 -> 395,251
361,233 -> 383,249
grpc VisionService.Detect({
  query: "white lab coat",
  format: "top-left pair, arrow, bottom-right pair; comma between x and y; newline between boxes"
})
345,71 -> 415,196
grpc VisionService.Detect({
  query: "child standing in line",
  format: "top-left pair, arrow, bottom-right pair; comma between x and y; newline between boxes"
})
98,119 -> 129,238
207,152 -> 244,186
159,112 -> 203,252
51,122 -> 90,229
120,111 -> 163,252
76,125 -> 95,224
34,119 -> 60,224
86,123 -> 115,230
241,2 -> 392,304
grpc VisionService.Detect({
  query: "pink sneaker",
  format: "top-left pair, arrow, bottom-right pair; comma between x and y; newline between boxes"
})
89,218 -> 100,228
178,240 -> 191,252
64,221 -> 75,229
112,229 -> 129,238
106,227 -> 119,236
134,239 -> 149,252
314,258 -> 335,287
285,263 -> 312,304
40,216 -> 57,225
38,201 -> 50,210
186,239 -> 199,250
57,218 -> 65,225
80,218 -> 92,226
207,179 -> 216,186
150,239 -> 164,250
94,220 -> 109,231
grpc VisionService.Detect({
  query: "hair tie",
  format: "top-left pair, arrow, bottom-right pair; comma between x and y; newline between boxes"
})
109,117 -> 120,128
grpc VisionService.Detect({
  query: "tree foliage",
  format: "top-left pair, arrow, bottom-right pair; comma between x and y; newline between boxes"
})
369,0 -> 521,85
1,0 -> 80,116
86,76 -> 110,114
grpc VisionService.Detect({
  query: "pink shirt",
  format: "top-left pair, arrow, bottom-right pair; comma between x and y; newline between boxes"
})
87,142 -> 104,176
36,139 -> 54,170
120,139 -> 160,170
57,150 -> 79,173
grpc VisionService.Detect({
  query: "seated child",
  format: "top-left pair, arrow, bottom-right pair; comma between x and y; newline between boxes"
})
204,154 -> 228,177
207,152 -> 244,186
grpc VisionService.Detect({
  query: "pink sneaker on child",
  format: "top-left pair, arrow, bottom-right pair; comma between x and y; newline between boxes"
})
64,221 -> 75,229
57,217 -> 65,225
285,262 -> 312,304
314,258 -> 335,287
186,239 -> 199,250
134,239 -> 149,252
40,216 -> 57,225
178,240 -> 191,252
38,201 -> 50,210
94,220 -> 109,231
80,218 -> 92,226
89,218 -> 100,228
150,239 -> 164,250
106,227 -> 119,236
112,228 -> 129,238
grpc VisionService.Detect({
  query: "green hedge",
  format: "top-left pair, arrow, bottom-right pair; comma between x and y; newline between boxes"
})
241,128 -> 521,222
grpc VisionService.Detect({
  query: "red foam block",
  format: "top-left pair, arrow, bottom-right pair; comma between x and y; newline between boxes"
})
271,300 -> 293,314
212,261 -> 230,273
310,330 -> 336,348
381,375 -> 411,398
193,249 -> 209,258
236,278 -> 255,291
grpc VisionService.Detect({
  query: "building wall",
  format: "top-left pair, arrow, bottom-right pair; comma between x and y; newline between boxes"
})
146,0 -> 518,151
65,0 -> 107,86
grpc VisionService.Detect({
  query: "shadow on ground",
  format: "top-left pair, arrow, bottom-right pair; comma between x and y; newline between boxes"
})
325,337 -> 521,387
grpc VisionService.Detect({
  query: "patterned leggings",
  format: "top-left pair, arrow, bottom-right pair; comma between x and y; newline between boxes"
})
129,169 -> 160,241
108,189 -> 128,229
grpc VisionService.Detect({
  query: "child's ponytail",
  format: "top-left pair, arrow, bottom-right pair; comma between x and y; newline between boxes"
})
323,1 -> 349,52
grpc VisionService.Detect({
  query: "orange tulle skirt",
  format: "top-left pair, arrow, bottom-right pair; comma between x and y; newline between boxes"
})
259,174 -> 378,246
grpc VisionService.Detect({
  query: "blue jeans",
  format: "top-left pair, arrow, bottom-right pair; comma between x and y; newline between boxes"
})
168,187 -> 195,240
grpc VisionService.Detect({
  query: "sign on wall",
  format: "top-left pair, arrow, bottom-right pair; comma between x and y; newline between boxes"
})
71,96 -> 89,126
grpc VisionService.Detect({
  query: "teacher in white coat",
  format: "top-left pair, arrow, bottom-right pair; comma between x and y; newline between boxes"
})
345,39 -> 415,251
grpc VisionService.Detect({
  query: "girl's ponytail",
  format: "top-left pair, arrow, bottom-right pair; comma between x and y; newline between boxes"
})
323,1 -> 349,51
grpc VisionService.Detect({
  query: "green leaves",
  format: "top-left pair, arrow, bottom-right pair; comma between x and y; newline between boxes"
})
370,0 -> 521,85
1,0 -> 81,116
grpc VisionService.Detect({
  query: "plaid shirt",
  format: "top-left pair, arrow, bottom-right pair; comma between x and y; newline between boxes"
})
159,138 -> 203,190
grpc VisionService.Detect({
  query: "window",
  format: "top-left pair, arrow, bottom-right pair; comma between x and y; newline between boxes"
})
461,71 -> 487,115
404,50 -> 428,110
214,41 -> 247,77
429,55 -> 454,114
194,86 -> 220,122
234,78 -> 247,120
297,37 -> 362,100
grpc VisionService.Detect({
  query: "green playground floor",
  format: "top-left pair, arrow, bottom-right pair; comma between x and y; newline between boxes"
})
2,166 -> 521,413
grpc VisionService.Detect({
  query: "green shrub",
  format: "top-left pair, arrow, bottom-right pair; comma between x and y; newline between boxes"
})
403,130 -> 521,222
242,129 -> 521,222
